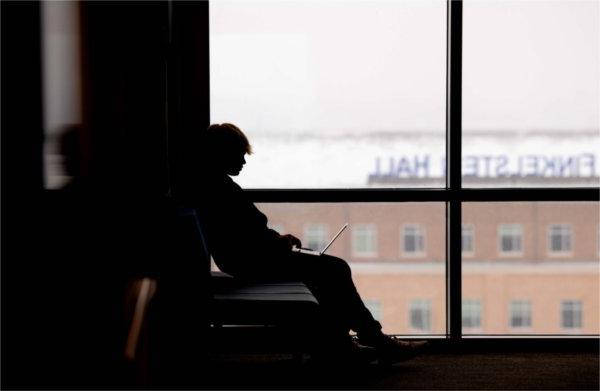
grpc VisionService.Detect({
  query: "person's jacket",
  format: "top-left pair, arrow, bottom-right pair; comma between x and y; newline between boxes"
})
195,174 -> 287,275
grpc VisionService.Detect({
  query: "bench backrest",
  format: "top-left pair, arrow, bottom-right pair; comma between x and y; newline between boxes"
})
172,207 -> 211,281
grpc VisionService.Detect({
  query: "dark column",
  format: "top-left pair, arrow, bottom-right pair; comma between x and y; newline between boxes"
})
446,0 -> 463,341
1,1 -> 44,387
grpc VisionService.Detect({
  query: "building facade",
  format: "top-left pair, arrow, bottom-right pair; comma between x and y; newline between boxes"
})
258,201 -> 599,335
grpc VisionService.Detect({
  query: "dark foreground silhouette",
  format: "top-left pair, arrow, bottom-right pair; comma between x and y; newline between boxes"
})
183,123 -> 426,363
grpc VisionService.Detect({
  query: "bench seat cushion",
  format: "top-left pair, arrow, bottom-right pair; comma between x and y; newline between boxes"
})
210,272 -> 320,325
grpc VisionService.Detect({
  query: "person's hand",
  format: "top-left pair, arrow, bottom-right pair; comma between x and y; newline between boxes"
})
279,234 -> 302,250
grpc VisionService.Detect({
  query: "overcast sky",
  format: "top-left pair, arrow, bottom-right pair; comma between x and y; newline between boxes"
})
210,0 -> 599,134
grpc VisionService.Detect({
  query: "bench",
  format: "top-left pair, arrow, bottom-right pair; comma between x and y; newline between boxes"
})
210,271 -> 320,327
124,207 -> 322,384
173,206 -> 320,325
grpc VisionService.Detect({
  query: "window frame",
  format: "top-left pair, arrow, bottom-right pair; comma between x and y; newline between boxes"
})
547,224 -> 573,257
462,298 -> 482,332
509,300 -> 533,331
352,224 -> 379,258
461,223 -> 475,257
170,0 -> 600,341
268,223 -> 285,235
401,224 -> 427,258
409,299 -> 433,333
560,300 -> 583,331
364,299 -> 383,323
303,223 -> 329,252
498,224 -> 524,257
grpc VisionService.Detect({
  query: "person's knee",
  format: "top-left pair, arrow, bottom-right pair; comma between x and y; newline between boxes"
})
324,256 -> 352,278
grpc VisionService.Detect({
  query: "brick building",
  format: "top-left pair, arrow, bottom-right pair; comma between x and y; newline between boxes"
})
257,201 -> 599,335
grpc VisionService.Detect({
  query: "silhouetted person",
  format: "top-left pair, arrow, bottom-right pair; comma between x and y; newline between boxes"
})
189,123 -> 425,364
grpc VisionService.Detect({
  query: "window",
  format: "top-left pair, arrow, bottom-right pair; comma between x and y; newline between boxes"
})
463,202 -> 599,335
409,299 -> 432,332
365,299 -> 382,322
499,224 -> 523,255
402,225 -> 425,256
268,224 -> 285,235
548,224 -> 572,254
352,224 -> 378,257
510,300 -> 532,329
463,0 -> 599,189
561,300 -> 583,329
210,0 -> 446,189
196,0 -> 600,338
304,224 -> 328,251
462,299 -> 481,330
462,224 -> 474,255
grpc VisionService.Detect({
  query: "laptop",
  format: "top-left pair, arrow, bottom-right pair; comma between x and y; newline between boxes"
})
292,223 -> 348,256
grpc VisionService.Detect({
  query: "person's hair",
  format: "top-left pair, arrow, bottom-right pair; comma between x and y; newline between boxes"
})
205,123 -> 252,155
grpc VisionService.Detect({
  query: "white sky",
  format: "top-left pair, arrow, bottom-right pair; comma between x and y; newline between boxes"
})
210,0 -> 599,134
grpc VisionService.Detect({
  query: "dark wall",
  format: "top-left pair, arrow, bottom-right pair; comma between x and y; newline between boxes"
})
80,1 -> 170,196
2,1 -> 176,388
1,1 -> 45,387
168,1 -> 210,198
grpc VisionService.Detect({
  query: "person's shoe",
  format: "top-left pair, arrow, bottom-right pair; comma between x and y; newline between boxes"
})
359,334 -> 428,365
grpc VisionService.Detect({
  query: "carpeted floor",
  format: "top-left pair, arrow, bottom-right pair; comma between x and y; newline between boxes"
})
201,352 -> 599,390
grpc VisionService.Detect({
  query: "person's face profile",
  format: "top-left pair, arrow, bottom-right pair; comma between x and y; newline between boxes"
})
223,148 -> 246,176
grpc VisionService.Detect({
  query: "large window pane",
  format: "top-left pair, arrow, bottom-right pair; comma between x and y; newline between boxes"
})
210,1 -> 446,188
462,202 -> 600,335
252,202 -> 446,335
463,1 -> 600,188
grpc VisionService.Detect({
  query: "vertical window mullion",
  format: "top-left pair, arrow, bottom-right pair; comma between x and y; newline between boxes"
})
446,0 -> 463,340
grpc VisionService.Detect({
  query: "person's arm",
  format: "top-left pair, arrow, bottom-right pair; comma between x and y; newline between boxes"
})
265,227 -> 302,250
278,233 -> 302,249
233,178 -> 304,251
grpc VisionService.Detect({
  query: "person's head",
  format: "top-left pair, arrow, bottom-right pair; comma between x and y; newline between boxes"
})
205,123 -> 252,176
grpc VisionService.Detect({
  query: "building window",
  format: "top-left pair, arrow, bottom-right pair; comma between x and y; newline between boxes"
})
365,299 -> 382,322
499,224 -> 523,255
462,224 -> 474,255
409,299 -> 431,332
304,223 -> 328,251
548,224 -> 572,254
402,225 -> 425,256
561,300 -> 583,329
268,223 -> 285,234
510,300 -> 532,329
462,299 -> 482,330
352,224 -> 378,257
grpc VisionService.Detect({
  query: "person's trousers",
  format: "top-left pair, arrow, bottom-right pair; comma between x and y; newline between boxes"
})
230,252 -> 382,338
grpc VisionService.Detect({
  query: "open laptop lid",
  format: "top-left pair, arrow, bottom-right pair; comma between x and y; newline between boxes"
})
319,223 -> 348,255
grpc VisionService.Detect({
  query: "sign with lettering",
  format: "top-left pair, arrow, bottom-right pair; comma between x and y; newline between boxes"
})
369,153 -> 598,180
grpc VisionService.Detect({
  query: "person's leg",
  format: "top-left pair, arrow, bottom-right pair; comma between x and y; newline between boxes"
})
297,254 -> 382,336
246,252 -> 382,337
268,253 -> 427,364
234,252 -> 428,362
229,253 -> 378,362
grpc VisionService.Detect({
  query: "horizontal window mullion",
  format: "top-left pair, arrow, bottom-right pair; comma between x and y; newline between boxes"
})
246,189 -> 449,203
245,188 -> 599,203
